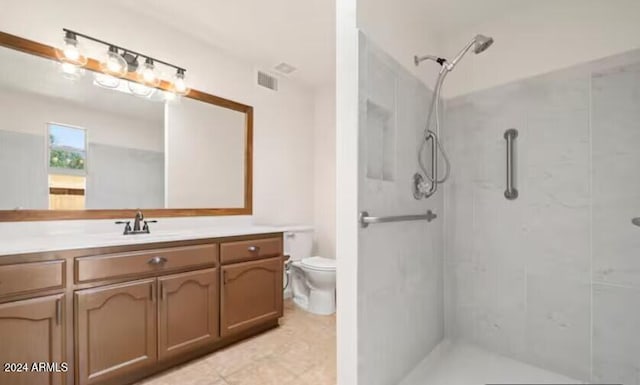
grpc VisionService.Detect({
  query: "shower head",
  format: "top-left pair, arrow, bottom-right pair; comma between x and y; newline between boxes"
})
414,34 -> 494,72
449,34 -> 494,69
473,34 -> 494,54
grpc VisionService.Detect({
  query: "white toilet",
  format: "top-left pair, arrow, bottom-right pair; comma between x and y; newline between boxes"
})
284,229 -> 336,315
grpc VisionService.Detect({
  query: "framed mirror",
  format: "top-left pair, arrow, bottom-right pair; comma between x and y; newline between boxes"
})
0,31 -> 252,221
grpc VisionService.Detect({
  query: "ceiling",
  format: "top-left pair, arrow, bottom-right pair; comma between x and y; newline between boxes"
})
105,0 -> 528,88
112,0 -> 336,88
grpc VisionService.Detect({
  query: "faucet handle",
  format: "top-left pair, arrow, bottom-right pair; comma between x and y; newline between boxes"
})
142,220 -> 157,233
115,221 -> 132,235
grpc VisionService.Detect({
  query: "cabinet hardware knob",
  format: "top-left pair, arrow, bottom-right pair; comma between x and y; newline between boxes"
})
148,256 -> 167,265
247,246 -> 260,252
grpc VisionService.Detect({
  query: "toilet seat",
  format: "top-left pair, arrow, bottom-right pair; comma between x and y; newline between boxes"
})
300,256 -> 336,271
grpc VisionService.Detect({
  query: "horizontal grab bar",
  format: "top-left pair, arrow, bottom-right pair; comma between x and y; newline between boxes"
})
359,210 -> 437,228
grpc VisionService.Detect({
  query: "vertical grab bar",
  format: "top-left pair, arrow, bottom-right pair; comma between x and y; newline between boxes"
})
504,128 -> 519,200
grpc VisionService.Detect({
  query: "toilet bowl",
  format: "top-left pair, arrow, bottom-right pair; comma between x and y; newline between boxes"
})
284,229 -> 336,315
291,256 -> 336,315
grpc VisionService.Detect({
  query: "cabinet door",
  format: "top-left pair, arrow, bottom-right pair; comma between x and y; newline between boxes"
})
75,279 -> 156,385
158,268 -> 219,360
221,257 -> 283,337
0,294 -> 65,385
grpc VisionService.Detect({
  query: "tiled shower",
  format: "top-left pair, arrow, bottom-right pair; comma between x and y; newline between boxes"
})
358,29 -> 640,384
358,33 -> 444,385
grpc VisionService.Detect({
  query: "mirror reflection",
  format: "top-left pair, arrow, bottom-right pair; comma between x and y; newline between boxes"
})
0,45 -> 247,211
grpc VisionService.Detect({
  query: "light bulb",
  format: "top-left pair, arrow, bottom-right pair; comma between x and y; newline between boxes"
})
137,58 -> 160,87
172,69 -> 189,96
59,62 -> 85,80
64,45 -> 79,61
55,31 -> 87,66
100,46 -> 127,77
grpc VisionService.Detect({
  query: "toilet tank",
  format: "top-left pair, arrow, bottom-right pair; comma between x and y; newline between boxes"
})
284,228 -> 314,262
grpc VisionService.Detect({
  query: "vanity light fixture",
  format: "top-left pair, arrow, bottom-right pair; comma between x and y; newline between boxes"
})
171,69 -> 189,96
100,46 -> 128,77
60,62 -> 85,81
56,28 -> 189,96
55,30 -> 88,66
138,58 -> 161,87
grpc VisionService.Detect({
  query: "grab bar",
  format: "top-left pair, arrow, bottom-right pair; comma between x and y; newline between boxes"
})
504,128 -> 519,200
359,210 -> 437,228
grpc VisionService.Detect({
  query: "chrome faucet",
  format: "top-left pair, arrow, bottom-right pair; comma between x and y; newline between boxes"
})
133,211 -> 144,232
115,210 -> 157,235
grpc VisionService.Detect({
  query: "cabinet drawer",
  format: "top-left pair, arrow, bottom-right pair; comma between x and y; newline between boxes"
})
220,237 -> 282,265
76,244 -> 218,283
0,260 -> 65,297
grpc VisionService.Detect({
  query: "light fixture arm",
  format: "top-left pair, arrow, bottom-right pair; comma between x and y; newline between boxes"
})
62,28 -> 186,73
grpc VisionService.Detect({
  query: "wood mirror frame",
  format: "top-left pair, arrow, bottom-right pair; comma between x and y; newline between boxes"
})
0,31 -> 253,221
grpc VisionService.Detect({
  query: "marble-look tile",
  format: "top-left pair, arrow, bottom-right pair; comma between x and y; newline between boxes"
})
358,33 -> 445,385
593,284 -> 640,385
525,275 -> 591,380
592,61 -> 640,289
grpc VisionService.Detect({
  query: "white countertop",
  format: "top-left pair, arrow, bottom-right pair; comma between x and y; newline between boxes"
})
0,216 -> 313,256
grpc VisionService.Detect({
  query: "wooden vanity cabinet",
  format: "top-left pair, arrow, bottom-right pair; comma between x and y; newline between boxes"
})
1,233 -> 284,385
75,279 -> 157,385
0,294 -> 65,385
220,256 -> 283,337
158,268 -> 219,360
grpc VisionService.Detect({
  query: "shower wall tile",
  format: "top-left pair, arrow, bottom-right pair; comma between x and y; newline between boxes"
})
593,283 -> 640,385
445,57 -> 593,380
444,50 -> 640,384
358,32 -> 444,385
525,275 -> 591,380
592,61 -> 640,289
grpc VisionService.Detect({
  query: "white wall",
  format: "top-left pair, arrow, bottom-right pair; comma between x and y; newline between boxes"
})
313,84 -> 336,257
0,0 -> 315,225
336,0 -> 360,383
440,0 -> 640,98
356,0 -> 442,89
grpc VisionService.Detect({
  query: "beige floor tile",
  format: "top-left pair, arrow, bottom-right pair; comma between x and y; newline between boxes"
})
297,357 -> 337,385
134,300 -> 335,385
223,357 -> 297,385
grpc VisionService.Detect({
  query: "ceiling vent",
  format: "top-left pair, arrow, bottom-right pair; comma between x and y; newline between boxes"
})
257,71 -> 278,91
274,62 -> 296,75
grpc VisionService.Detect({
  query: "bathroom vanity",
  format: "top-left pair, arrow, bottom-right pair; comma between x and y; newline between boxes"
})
0,31 -> 288,385
0,231 -> 284,385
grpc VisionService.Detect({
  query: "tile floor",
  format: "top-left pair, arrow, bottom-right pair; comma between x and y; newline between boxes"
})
400,340 -> 582,385
135,300 -> 336,385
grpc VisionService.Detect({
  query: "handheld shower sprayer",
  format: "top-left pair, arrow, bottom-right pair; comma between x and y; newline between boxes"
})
413,34 -> 494,200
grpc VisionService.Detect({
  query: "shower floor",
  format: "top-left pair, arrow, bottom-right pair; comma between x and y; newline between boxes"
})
400,340 -> 582,385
